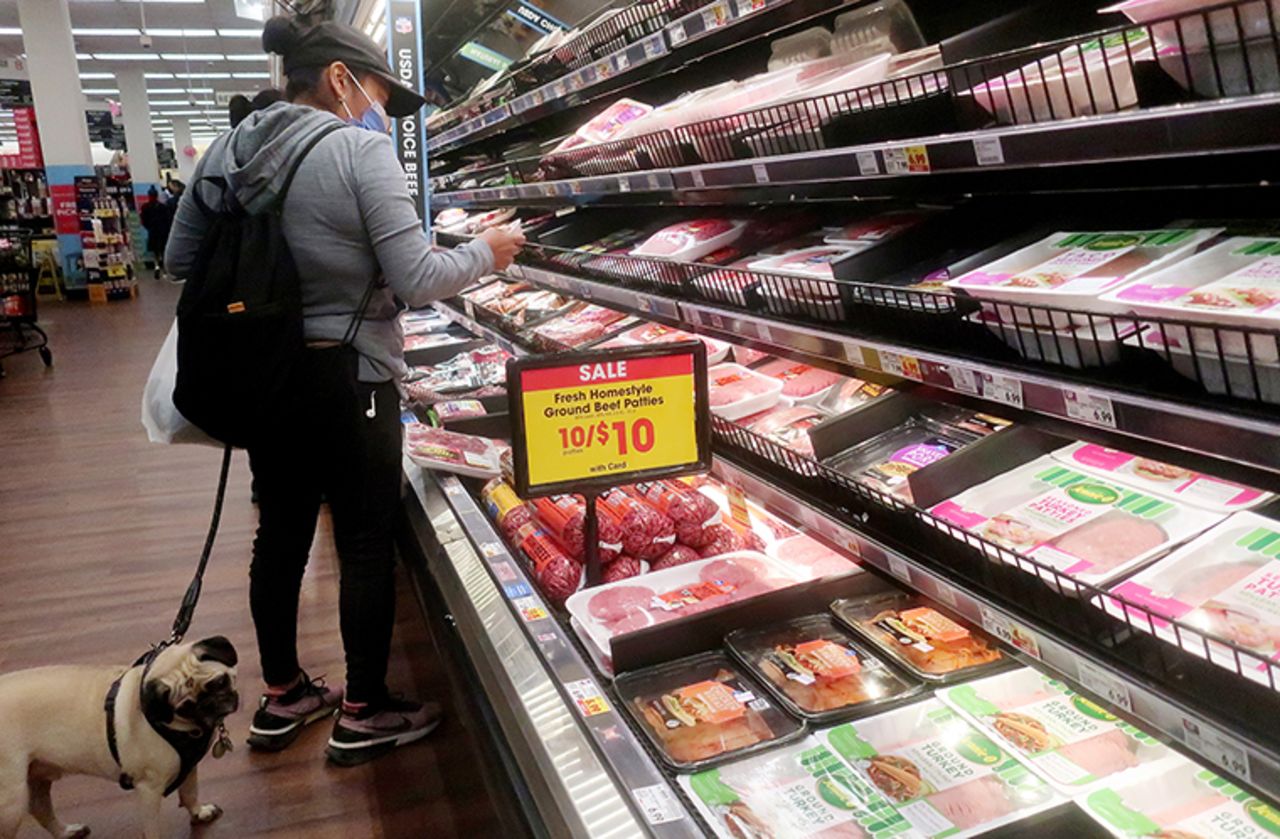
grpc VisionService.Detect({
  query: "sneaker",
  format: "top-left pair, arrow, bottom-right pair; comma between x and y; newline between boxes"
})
246,672 -> 342,752
325,696 -> 443,766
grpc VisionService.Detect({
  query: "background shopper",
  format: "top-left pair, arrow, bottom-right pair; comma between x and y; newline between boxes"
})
165,15 -> 524,765
139,185 -> 171,280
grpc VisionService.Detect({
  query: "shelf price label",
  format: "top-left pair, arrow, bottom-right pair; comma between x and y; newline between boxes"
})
669,21 -> 688,46
736,0 -> 766,15
1063,387 -> 1117,429
884,145 -> 930,174
565,678 -> 611,717
1075,659 -> 1133,714
877,350 -> 921,380
979,605 -> 1041,659
1182,717 -> 1252,783
981,372 -> 1024,410
509,342 -> 712,497
703,1 -> 730,30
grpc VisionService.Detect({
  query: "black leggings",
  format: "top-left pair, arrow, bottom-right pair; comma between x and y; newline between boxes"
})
247,347 -> 402,705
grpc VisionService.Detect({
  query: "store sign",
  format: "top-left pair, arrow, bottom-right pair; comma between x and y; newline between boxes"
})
507,342 -> 711,498
50,184 -> 79,235
388,0 -> 427,223
0,79 -> 32,108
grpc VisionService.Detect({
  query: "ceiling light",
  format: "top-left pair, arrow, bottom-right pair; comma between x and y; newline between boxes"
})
72,28 -> 140,36
0,28 -> 22,36
93,53 -> 162,60
145,73 -> 175,79
224,54 -> 266,61
79,72 -> 115,79
76,53 -> 94,60
147,29 -> 218,37
232,72 -> 270,79
148,87 -> 213,93
372,22 -> 386,44
218,29 -> 263,38
82,88 -> 120,94
161,53 -> 224,60
159,109 -> 205,115
175,72 -> 231,79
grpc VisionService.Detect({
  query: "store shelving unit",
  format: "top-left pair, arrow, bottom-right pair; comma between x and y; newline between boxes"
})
412,1 -> 1280,835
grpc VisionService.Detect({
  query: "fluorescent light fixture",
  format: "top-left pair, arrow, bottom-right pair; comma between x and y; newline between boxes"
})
372,22 -> 386,44
148,87 -> 213,93
79,72 -> 115,79
159,109 -> 205,115
175,72 -> 231,79
232,72 -> 270,79
72,28 -> 140,36
93,53 -> 162,60
147,28 -> 217,37
76,53 -> 94,60
0,28 -> 21,36
160,53 -> 225,60
82,88 -> 120,94
217,29 -> 263,38
224,54 -> 266,61
145,72 -> 175,79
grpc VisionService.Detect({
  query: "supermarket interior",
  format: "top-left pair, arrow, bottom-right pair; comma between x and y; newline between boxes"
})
4,0 -> 1280,837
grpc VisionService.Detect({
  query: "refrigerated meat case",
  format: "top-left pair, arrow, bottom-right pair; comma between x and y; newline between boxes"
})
402,0 -> 1280,835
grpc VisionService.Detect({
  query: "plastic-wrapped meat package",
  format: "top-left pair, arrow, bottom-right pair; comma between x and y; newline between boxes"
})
430,400 -> 487,423
651,544 -> 701,571
731,345 -> 772,367
696,213 -> 819,267
598,321 -> 731,364
822,699 -> 1063,837
480,479 -> 534,543
825,417 -> 979,503
399,309 -> 451,336
818,379 -> 889,414
755,359 -> 845,403
530,303 -> 629,350
1104,511 -> 1280,683
615,652 -> 805,770
749,245 -> 856,281
528,494 -> 623,562
404,332 -> 468,352
929,455 -> 1225,591
824,211 -> 931,248
512,522 -> 582,608
509,290 -> 576,327
631,219 -> 749,262
689,258 -> 762,307
433,208 -> 468,230
601,554 -> 645,584
681,735 -> 915,839
744,406 -> 828,458
707,363 -> 785,419
465,279 -> 526,310
404,423 -> 506,477
550,98 -> 653,153
767,535 -> 855,579
465,207 -> 517,232
938,668 -> 1175,795
628,480 -> 723,548
696,479 -> 800,551
598,487 -> 677,560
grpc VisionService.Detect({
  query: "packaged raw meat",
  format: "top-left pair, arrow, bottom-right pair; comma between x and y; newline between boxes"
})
630,219 -> 749,263
929,455 -> 1226,591
404,332 -> 469,352
399,308 -> 451,336
598,322 -> 731,364
947,229 -> 1221,326
707,363 -> 785,420
822,699 -> 1062,838
614,652 -> 805,770
695,481 -> 802,553
744,406 -> 829,459
404,423 -> 505,478
528,495 -> 624,562
755,359 -> 845,403
726,614 -> 921,723
628,480 -> 723,549
698,524 -> 747,558
480,478 -> 533,542
832,591 -> 1010,683
1052,442 -> 1271,513
651,544 -> 701,571
528,303 -> 630,351
680,735 -> 915,839
731,345 -> 772,367
511,522 -> 582,608
749,245 -> 857,280
433,208 -> 468,230
465,207 -> 518,232
464,279 -> 525,309
598,487 -> 677,560
1103,511 -> 1280,684
1078,757 -> 1279,839
767,535 -> 857,579
601,555 -> 645,584
566,553 -> 798,656
939,668 -> 1174,795
818,379 -> 890,415
551,98 -> 653,151
430,400 -> 487,423
1101,236 -> 1280,363
825,418 -> 979,503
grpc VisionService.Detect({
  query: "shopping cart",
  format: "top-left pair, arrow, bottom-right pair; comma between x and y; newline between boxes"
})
0,227 -> 52,377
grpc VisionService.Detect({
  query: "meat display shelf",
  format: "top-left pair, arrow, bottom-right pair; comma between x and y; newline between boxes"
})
709,449 -> 1280,803
429,92 -> 1280,208
464,259 -> 1280,489
428,0 -> 819,157
404,461 -> 701,838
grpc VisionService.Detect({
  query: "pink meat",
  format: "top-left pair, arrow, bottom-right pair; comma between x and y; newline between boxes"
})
606,609 -> 659,635
698,524 -> 746,557
699,557 -> 767,588
651,545 -> 701,571
1170,561 -> 1258,603
587,585 -> 655,623
1050,512 -> 1168,571
756,359 -> 843,398
1055,730 -> 1138,778
733,346 -> 772,366
772,536 -> 853,578
601,555 -> 644,584
926,776 -> 1013,829
535,555 -> 582,609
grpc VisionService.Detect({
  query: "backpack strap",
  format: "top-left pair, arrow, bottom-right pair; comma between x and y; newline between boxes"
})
275,122 -> 347,213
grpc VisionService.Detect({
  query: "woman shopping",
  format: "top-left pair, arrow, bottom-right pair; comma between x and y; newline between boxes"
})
165,15 -> 524,765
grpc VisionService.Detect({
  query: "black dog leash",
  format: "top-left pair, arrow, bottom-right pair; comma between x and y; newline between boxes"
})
104,444 -> 235,793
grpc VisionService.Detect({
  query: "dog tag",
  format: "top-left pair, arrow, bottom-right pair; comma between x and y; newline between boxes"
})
212,724 -> 233,758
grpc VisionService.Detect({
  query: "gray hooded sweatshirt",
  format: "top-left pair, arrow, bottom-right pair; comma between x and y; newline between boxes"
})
165,101 -> 494,383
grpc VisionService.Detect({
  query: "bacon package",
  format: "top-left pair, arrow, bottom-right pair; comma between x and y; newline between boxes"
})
599,487 -> 677,560
833,591 -> 1010,683
528,494 -> 624,562
1103,511 -> 1280,685
681,735 -> 915,839
929,455 -> 1225,591
727,614 -> 921,723
615,651 -> 804,770
822,699 -> 1062,837
939,668 -> 1175,796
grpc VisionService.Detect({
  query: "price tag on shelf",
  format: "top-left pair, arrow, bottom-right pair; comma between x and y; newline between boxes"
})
669,21 -> 688,46
1076,660 -> 1134,713
736,0 -> 767,14
973,135 -> 1005,166
479,542 -> 504,558
752,162 -> 770,184
635,296 -> 653,314
884,145 -> 931,174
708,312 -> 725,330
887,556 -> 912,584
878,350 -> 921,380
933,583 -> 958,608
553,80 -> 568,99
691,169 -> 706,188
644,35 -> 665,59
615,51 -> 630,72
632,784 -> 685,825
565,678 -> 612,717
502,582 -> 532,599
618,178 -> 632,193
1182,718 -> 1252,783
979,605 -> 1041,659
1063,387 -> 1117,429
512,596 -> 549,623
703,1 -> 730,30
569,180 -> 584,195
856,150 -> 880,176
754,322 -> 773,343
647,173 -> 663,190
982,372 -> 1024,410
948,365 -> 980,395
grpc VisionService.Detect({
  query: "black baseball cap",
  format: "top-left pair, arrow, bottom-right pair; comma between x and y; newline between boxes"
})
262,16 -> 426,118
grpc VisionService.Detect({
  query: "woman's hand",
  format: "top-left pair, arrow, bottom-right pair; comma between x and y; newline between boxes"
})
478,224 -> 526,271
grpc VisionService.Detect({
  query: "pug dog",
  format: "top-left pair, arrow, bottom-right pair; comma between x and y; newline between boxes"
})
0,636 -> 239,839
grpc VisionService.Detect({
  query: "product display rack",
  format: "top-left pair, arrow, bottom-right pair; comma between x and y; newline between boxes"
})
0,227 -> 50,376
75,175 -> 136,304
412,1 -> 1280,836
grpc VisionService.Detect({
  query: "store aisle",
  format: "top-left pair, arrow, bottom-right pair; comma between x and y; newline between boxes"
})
0,285 -> 510,838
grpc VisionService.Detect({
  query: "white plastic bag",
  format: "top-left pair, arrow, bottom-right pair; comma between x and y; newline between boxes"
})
141,319 -> 219,446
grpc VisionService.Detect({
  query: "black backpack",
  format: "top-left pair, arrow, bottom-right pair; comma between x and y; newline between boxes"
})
174,123 -> 368,449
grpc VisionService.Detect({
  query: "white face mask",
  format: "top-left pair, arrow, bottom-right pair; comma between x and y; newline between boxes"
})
338,66 -> 391,134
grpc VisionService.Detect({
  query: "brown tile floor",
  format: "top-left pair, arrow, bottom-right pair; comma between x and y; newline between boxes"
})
0,281 -> 511,837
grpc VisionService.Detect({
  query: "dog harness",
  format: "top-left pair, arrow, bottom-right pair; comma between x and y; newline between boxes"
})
103,648 -> 214,797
